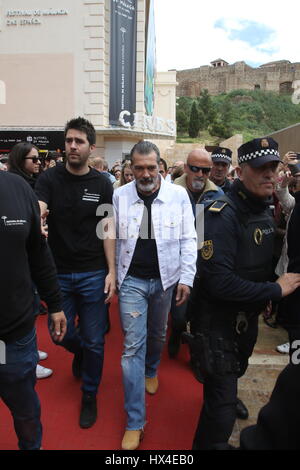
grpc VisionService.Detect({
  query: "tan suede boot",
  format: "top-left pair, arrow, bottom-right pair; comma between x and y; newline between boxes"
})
145,376 -> 159,394
121,430 -> 144,450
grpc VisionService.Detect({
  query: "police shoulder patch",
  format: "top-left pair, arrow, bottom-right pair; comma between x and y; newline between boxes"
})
201,240 -> 213,260
208,201 -> 228,213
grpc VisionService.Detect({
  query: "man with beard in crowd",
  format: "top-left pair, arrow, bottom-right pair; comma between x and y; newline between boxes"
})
174,149 -> 224,210
113,140 -> 197,450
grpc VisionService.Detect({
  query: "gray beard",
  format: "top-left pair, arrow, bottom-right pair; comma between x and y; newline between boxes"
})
192,180 -> 205,191
136,177 -> 158,193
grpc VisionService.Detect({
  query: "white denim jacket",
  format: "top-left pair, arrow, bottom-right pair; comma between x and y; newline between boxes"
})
113,176 -> 197,290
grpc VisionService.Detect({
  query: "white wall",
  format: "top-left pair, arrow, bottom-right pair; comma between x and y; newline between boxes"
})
105,140 -> 134,168
0,80 -> 6,104
0,0 -> 106,126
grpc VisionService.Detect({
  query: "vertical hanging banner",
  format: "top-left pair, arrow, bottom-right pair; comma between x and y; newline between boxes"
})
109,0 -> 137,126
144,0 -> 156,116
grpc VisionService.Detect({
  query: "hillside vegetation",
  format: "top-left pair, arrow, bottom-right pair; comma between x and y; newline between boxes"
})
177,89 -> 300,143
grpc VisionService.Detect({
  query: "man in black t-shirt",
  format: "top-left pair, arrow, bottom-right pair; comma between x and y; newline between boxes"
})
35,117 -> 115,429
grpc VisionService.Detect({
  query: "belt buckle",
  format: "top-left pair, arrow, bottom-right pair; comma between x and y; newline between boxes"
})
236,312 -> 248,335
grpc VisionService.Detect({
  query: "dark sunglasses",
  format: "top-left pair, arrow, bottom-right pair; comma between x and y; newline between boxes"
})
24,157 -> 40,163
187,164 -> 211,174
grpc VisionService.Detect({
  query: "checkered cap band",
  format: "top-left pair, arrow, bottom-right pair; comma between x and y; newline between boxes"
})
238,148 -> 280,164
212,154 -> 232,163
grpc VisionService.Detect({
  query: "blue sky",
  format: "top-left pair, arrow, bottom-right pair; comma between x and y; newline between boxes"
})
213,19 -> 278,66
215,19 -> 275,48
154,0 -> 299,71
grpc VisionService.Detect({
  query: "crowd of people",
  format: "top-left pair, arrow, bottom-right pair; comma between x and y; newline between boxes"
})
1,116 -> 300,450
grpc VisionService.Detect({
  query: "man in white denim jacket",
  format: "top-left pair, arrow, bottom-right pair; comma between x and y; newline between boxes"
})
113,140 -> 197,450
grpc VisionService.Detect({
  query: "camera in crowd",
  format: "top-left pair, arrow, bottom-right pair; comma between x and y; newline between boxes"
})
289,161 -> 300,176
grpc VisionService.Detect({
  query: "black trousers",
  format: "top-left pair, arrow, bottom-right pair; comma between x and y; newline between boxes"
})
280,288 -> 300,361
192,315 -> 259,450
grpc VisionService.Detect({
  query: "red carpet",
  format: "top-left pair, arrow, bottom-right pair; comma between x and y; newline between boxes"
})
0,296 -> 202,450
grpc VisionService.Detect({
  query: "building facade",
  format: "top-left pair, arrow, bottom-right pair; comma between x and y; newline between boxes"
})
0,0 -> 176,165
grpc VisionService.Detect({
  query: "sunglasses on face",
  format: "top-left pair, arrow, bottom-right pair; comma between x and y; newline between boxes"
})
24,157 -> 40,164
187,164 -> 211,174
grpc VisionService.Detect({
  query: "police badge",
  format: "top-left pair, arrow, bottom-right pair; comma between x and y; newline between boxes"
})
201,240 -> 213,260
261,139 -> 269,148
254,228 -> 263,245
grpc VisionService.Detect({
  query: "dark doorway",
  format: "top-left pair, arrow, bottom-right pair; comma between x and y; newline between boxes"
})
280,82 -> 293,94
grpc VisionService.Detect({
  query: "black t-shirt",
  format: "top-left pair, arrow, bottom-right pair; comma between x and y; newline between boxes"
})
190,190 -> 202,203
35,165 -> 113,273
128,189 -> 160,279
0,172 -> 62,342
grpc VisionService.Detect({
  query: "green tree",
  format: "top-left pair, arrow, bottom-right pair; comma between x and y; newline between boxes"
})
176,96 -> 193,115
197,89 -> 216,128
220,99 -> 233,125
188,101 -> 201,138
198,107 -> 206,131
177,88 -> 300,143
208,119 -> 232,139
176,109 -> 189,134
213,99 -> 234,138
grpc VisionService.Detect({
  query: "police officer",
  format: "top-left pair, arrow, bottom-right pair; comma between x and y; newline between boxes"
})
210,147 -> 233,194
188,137 -> 300,450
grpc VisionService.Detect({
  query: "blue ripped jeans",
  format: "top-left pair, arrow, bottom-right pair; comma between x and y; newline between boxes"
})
119,275 -> 175,430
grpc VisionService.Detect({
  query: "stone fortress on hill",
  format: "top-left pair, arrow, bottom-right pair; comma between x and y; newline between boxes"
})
176,58 -> 300,97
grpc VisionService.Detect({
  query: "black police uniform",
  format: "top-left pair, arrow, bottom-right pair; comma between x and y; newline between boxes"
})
219,177 -> 232,195
188,138 -> 283,450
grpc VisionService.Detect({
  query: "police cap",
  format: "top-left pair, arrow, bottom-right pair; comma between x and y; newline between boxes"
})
238,137 -> 281,168
211,147 -> 232,165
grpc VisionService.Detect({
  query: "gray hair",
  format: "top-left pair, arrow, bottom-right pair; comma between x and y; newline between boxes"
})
130,140 -> 160,164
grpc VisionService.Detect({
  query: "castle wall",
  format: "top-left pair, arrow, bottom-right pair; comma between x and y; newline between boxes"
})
176,61 -> 300,97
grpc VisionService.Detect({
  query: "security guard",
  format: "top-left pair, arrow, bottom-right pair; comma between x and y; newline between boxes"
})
210,146 -> 233,194
187,137 -> 300,450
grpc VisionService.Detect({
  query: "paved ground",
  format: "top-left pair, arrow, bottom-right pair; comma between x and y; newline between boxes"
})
230,316 -> 289,446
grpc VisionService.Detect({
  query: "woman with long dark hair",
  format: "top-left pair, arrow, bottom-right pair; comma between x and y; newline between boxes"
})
8,141 -> 41,188
8,142 -> 53,379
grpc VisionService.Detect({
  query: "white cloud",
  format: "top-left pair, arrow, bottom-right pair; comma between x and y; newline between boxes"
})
154,0 -> 300,71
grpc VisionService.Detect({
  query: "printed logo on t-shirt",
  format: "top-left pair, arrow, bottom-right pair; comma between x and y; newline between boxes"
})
82,189 -> 101,203
1,216 -> 27,227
